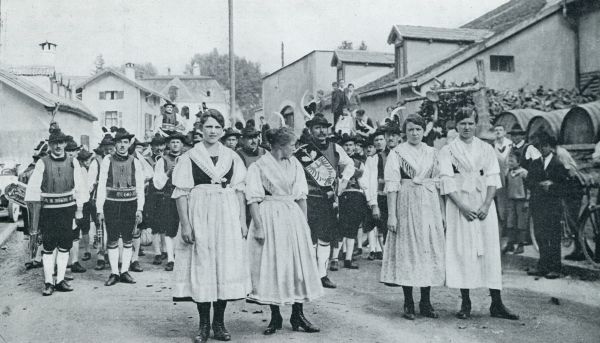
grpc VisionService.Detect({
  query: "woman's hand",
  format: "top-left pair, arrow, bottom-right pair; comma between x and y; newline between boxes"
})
135,210 -> 143,225
372,205 -> 381,221
387,216 -> 397,233
459,205 -> 479,221
476,202 -> 492,220
181,223 -> 195,245
253,221 -> 265,245
241,222 -> 249,239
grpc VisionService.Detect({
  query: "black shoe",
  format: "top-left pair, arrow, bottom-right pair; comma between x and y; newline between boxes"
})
490,303 -> 519,320
153,255 -> 162,265
545,271 -> 561,279
161,252 -> 168,260
367,252 -> 376,260
55,280 -> 74,292
212,322 -> 231,341
82,252 -> 92,261
321,276 -> 336,289
263,314 -> 283,335
513,244 -> 524,255
95,259 -> 106,271
564,251 -> 585,261
329,260 -> 339,271
129,261 -> 143,272
25,261 -> 43,270
403,302 -> 415,320
119,272 -> 136,284
376,251 -> 383,260
105,274 -> 119,286
353,248 -> 362,257
527,268 -> 547,277
502,243 -> 515,254
419,302 -> 439,318
42,283 -> 55,296
290,312 -> 320,333
343,260 -> 359,269
138,248 -> 145,257
456,301 -> 471,319
165,261 -> 174,271
194,322 -> 210,343
64,275 -> 74,281
71,262 -> 86,273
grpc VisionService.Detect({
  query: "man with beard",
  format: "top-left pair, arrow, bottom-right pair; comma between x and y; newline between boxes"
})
299,114 -> 354,289
237,126 -> 266,168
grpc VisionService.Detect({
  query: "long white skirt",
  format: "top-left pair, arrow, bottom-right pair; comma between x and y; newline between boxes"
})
247,197 -> 323,305
173,185 -> 250,302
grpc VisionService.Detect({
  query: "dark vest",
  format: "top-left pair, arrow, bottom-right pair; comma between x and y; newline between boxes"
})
346,158 -> 364,191
106,154 -> 137,201
161,153 -> 178,197
237,147 -> 266,167
40,155 -> 75,208
307,141 -> 339,196
376,150 -> 389,193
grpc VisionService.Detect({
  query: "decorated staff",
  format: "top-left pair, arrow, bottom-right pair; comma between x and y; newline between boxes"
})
96,128 -> 145,286
24,130 -> 87,296
295,114 -> 355,289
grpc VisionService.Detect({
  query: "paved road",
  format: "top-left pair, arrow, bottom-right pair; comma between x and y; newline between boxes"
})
0,227 -> 599,343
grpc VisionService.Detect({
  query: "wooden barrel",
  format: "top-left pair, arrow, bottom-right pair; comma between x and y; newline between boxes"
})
526,109 -> 569,141
560,101 -> 600,144
494,109 -> 542,133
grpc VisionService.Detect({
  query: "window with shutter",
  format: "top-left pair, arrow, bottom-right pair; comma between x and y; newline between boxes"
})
118,91 -> 124,99
99,91 -> 105,100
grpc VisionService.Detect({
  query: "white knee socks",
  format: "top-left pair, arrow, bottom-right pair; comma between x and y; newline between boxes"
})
71,239 -> 80,263
165,236 -> 174,263
121,246 -> 132,273
131,237 -> 141,262
56,250 -> 69,282
108,247 -> 119,275
153,234 -> 161,256
42,251 -> 55,284
316,241 -> 330,278
345,238 -> 355,261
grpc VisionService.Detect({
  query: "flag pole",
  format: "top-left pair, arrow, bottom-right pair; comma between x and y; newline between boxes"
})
228,0 -> 235,126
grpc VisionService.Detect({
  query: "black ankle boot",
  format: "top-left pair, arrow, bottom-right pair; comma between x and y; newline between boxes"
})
194,304 -> 211,343
419,301 -> 439,319
403,302 -> 415,320
456,301 -> 471,319
290,303 -> 320,333
264,306 -> 283,335
490,302 -> 519,320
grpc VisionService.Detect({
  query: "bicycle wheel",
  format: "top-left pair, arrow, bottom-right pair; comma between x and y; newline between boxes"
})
578,205 -> 600,266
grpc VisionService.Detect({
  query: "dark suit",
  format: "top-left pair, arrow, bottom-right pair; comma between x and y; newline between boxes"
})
527,154 -> 568,273
331,88 -> 346,125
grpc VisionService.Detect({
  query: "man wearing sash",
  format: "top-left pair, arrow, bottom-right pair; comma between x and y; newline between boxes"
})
296,114 -> 355,289
236,126 -> 266,168
25,130 -> 87,296
97,128 -> 145,286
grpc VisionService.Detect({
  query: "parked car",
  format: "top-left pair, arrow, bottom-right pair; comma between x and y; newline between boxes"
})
0,161 -> 21,222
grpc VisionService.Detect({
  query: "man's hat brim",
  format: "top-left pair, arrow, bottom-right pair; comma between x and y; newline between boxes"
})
306,117 -> 332,128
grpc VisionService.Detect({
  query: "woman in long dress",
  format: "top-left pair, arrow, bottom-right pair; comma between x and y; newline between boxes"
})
380,115 -> 445,320
247,127 -> 323,335
171,109 -> 249,343
438,107 -> 519,321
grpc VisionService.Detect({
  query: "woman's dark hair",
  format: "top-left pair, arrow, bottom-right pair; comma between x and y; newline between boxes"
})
234,122 -> 244,131
402,114 -> 427,132
266,127 -> 296,147
509,149 -> 522,160
199,109 -> 225,128
454,107 -> 478,124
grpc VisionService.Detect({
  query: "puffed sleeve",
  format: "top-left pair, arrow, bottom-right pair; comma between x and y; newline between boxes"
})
171,153 -> 194,199
24,160 -> 44,202
230,152 -> 247,191
292,158 -> 309,200
483,143 -> 502,188
438,145 -> 457,195
245,163 -> 265,204
384,150 -> 401,193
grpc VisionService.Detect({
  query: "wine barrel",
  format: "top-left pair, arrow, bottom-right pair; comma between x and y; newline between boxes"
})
526,109 -> 569,141
494,109 -> 542,133
560,101 -> 600,144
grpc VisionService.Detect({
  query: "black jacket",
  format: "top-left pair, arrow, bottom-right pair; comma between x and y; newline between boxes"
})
526,154 -> 569,201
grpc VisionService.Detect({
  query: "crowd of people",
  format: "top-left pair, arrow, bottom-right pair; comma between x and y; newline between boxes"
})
17,86 -> 589,341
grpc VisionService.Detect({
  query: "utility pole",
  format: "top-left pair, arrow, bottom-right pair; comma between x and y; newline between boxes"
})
281,42 -> 284,67
228,0 -> 235,125
0,0 -> 3,63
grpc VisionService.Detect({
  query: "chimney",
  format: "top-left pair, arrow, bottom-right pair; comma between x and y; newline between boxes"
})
39,41 -> 57,70
124,62 -> 136,80
192,62 -> 200,76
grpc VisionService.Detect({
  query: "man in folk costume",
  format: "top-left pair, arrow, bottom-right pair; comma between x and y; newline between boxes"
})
298,114 -> 355,289
96,128 -> 145,286
128,138 -> 152,272
144,135 -> 169,265
25,130 -> 87,296
330,133 -> 373,270
438,108 -> 518,320
89,134 -> 115,270
70,148 -> 93,274
153,132 -> 185,271
364,128 -> 388,260
493,124 -> 513,240
63,137 -> 87,274
236,126 -> 266,168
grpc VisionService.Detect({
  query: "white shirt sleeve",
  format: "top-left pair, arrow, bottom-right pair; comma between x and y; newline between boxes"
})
87,159 -> 99,194
72,159 -> 86,210
358,161 -> 376,206
335,144 -> 355,181
365,155 -> 379,206
153,158 -> 168,190
96,156 -> 110,214
24,160 -> 45,202
134,158 -> 145,212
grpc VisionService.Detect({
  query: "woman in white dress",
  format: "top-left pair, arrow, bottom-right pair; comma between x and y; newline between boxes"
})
247,127 -> 323,335
381,115 -> 445,320
171,109 -> 249,343
438,108 -> 519,321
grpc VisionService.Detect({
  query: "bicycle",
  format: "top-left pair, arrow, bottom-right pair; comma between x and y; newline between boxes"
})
576,185 -> 600,266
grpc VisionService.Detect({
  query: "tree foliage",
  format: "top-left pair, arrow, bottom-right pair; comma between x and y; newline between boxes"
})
187,48 -> 264,119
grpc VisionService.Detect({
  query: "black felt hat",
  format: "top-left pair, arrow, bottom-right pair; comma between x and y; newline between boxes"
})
240,126 -> 260,138
48,130 -> 68,144
339,133 -> 357,145
221,128 -> 242,140
305,114 -> 332,128
113,128 -> 135,141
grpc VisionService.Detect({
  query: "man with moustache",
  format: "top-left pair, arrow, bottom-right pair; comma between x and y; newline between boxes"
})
237,126 -> 267,168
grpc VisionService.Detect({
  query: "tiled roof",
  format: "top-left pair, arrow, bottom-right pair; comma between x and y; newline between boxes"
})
331,50 -> 394,66
461,0 -> 548,33
355,71 -> 396,95
77,68 -> 167,100
387,25 -> 492,44
7,65 -> 55,76
138,76 -> 227,103
0,68 -> 96,121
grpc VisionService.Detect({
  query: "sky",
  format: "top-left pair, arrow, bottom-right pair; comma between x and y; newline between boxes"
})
0,0 -> 508,76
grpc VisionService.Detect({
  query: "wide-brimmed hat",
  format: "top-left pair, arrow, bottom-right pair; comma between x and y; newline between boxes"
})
166,131 -> 188,143
77,149 -> 93,161
113,128 -> 135,141
132,138 -> 148,147
305,114 -> 332,128
509,128 -> 526,135
241,126 -> 260,138
148,134 -> 166,146
339,133 -> 357,145
65,136 -> 82,152
48,130 -> 68,144
98,134 -> 115,146
221,128 -> 242,140
370,128 -> 387,141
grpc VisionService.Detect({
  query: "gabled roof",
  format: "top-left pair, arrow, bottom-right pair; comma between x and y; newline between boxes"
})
138,76 -> 227,103
263,50 -> 333,79
387,25 -> 493,44
461,0 -> 548,32
0,68 -> 96,121
76,68 -> 167,99
331,50 -> 394,67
